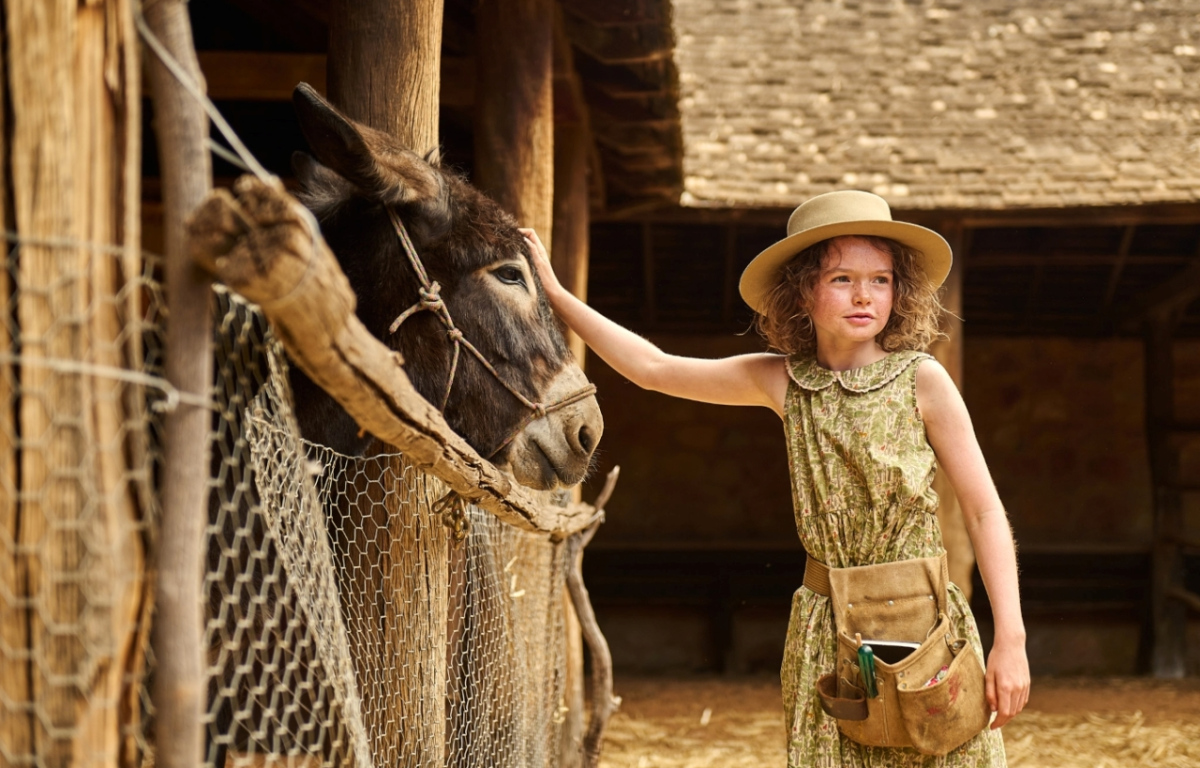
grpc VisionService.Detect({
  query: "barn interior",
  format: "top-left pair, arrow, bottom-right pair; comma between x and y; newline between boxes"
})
153,0 -> 1200,681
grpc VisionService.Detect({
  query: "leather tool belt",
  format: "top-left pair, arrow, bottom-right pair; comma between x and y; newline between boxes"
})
807,552 -> 989,756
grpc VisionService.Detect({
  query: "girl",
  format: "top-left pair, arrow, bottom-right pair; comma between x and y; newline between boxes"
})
523,189 -> 1028,767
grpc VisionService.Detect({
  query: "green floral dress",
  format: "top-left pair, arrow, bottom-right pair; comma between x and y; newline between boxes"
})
780,350 -> 1006,767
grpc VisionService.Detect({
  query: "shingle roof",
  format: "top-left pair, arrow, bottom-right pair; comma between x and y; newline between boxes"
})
673,0 -> 1200,210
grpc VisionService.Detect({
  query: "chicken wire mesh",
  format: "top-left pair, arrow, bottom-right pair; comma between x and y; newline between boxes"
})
3,252 -> 578,767
1,239 -> 161,766
204,291 -> 574,768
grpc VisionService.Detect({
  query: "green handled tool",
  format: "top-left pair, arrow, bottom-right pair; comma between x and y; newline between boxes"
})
857,644 -> 878,699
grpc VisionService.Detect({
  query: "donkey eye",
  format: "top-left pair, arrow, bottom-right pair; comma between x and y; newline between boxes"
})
494,265 -> 526,287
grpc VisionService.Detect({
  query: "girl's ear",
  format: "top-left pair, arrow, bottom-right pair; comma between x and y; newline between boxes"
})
291,82 -> 449,218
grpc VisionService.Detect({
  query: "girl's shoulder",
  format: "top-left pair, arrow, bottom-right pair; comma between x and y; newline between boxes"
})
786,349 -> 932,394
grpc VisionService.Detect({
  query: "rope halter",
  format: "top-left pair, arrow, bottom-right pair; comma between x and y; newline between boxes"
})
384,206 -> 597,461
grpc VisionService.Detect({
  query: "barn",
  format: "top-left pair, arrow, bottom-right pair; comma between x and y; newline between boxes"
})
581,0 -> 1200,681
2,0 -> 1199,766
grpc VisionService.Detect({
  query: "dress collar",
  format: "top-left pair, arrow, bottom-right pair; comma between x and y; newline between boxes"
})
787,350 -> 929,393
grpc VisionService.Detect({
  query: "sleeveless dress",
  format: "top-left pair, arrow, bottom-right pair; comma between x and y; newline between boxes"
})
779,350 -> 1007,767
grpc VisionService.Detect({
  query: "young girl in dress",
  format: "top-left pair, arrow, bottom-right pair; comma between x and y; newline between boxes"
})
523,189 -> 1029,766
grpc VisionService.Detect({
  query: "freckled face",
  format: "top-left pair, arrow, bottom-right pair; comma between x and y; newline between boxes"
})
808,237 -> 894,350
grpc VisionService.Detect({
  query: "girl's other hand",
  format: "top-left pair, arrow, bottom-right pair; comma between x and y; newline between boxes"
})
985,639 -> 1030,729
520,228 -> 563,299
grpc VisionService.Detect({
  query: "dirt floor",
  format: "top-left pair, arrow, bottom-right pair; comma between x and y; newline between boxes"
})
600,676 -> 1200,768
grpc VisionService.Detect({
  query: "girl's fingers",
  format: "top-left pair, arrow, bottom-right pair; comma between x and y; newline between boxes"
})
985,665 -> 997,715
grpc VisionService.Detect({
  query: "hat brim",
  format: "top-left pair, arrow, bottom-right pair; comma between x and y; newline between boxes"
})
738,219 -> 953,313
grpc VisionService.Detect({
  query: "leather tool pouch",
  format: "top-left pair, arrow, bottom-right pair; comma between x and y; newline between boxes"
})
815,554 -> 989,756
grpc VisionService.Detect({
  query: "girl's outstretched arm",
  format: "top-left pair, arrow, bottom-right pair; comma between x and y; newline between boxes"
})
916,359 -> 1030,730
523,229 -> 788,415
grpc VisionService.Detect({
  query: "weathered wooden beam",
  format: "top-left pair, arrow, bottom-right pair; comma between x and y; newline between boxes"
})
193,51 -> 479,107
187,176 -> 601,535
1143,310 -> 1188,678
198,52 -> 326,100
1120,237 -> 1200,327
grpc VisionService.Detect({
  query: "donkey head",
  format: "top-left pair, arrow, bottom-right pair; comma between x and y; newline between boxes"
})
287,84 -> 602,490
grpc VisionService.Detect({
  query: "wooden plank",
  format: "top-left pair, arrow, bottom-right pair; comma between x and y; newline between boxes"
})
144,1 -> 214,767
5,0 -> 147,764
198,52 -> 326,100
0,5 -> 25,761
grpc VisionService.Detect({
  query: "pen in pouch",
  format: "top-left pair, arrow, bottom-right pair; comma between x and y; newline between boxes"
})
857,644 -> 878,699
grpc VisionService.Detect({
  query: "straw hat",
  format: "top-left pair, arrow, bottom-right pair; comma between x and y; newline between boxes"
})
738,190 -> 952,313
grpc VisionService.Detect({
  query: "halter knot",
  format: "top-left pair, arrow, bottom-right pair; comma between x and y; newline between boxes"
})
447,329 -> 464,342
419,283 -> 444,310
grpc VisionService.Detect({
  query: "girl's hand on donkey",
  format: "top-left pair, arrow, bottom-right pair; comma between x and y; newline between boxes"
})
985,640 -> 1030,729
520,228 -> 564,298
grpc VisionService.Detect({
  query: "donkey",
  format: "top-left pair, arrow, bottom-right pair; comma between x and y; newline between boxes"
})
288,83 -> 601,488
204,85 -> 603,766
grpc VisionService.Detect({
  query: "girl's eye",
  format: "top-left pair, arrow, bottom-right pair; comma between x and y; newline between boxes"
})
494,265 -> 526,287
831,275 -> 850,283
873,276 -> 891,285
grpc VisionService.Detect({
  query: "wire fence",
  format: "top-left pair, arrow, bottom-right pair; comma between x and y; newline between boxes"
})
2,244 -> 578,767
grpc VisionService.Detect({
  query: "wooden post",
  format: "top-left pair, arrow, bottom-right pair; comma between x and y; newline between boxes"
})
3,0 -> 147,764
474,0 -> 555,240
474,1 -> 557,760
328,0 -> 443,154
1144,309 -> 1187,678
552,123 -> 591,366
551,26 -> 592,761
327,0 -> 448,761
927,222 -> 976,599
145,1 -> 214,767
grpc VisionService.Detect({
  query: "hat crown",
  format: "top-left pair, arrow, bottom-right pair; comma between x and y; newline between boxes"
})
786,190 -> 894,237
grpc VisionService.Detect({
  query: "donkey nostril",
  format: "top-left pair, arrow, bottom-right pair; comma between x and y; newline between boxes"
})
577,425 -> 595,454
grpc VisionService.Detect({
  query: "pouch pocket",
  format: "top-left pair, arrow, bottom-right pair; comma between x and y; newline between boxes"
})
842,594 -> 938,642
897,639 -> 989,756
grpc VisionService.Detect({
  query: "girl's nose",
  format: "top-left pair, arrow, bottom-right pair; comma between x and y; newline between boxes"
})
853,284 -> 870,304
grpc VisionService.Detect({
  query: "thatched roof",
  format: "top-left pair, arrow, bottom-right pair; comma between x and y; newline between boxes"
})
673,0 -> 1200,210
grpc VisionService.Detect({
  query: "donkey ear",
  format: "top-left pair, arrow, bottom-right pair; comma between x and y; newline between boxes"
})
291,151 -> 356,217
291,82 -> 446,210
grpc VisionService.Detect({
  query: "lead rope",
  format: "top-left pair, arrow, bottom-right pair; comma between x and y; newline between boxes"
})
385,208 -> 597,540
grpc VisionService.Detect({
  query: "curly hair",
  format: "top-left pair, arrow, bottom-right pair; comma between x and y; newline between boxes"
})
753,235 -> 945,356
